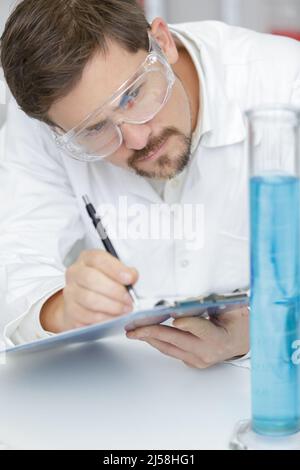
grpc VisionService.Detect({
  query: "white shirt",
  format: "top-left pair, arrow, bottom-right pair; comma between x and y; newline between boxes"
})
1,21 -> 300,352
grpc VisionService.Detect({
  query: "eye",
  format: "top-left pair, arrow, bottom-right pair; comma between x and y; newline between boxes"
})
86,120 -> 107,136
119,85 -> 143,110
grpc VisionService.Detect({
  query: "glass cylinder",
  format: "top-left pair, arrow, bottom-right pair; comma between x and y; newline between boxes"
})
248,106 -> 300,436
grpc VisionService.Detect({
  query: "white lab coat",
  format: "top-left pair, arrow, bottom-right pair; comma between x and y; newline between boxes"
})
0,21 -> 300,347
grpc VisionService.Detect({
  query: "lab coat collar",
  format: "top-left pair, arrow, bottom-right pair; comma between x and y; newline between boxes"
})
199,43 -> 247,149
169,24 -> 247,151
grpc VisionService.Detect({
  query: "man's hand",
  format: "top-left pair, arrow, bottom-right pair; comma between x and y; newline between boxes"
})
41,250 -> 138,333
127,306 -> 249,368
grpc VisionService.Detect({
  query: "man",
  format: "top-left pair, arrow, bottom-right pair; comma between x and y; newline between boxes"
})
0,0 -> 299,367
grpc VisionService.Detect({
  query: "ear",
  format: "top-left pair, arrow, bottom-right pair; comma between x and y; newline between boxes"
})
150,18 -> 179,65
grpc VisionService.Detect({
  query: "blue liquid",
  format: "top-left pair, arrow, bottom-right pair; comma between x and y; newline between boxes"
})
251,174 -> 300,436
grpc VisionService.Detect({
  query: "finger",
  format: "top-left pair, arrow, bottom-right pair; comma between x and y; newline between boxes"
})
127,324 -> 201,353
82,311 -> 116,326
214,306 -> 250,355
216,305 -> 249,327
140,337 -> 208,369
127,323 -> 227,366
65,285 -> 133,316
173,316 -> 225,341
207,306 -> 249,334
173,316 -> 242,364
74,266 -> 133,305
64,300 -> 112,328
183,361 -> 199,369
80,250 -> 139,286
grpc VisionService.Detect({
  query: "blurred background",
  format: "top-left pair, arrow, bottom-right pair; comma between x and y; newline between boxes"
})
1,0 -> 300,39
139,0 -> 300,39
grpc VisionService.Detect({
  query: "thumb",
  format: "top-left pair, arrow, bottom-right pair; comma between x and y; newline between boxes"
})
211,305 -> 249,328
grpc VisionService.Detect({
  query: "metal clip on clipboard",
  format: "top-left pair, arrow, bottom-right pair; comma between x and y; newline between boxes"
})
155,290 -> 249,318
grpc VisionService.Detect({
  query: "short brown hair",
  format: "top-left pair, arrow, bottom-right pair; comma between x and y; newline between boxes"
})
0,0 -> 150,125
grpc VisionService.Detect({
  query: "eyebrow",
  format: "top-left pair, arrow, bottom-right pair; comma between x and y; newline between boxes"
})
85,119 -> 108,132
70,79 -> 143,134
84,97 -> 126,132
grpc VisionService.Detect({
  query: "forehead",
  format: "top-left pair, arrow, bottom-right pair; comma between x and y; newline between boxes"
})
49,40 -> 147,130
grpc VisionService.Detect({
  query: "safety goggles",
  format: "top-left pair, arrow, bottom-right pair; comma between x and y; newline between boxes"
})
54,34 -> 175,162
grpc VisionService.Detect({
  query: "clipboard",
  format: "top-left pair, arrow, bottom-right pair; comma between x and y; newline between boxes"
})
1,290 -> 249,355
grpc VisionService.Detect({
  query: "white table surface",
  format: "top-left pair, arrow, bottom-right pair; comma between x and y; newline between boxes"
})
0,335 -> 251,450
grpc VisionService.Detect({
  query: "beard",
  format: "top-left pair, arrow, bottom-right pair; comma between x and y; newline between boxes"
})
127,126 -> 192,180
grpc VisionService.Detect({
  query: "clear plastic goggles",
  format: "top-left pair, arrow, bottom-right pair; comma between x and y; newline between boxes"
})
54,34 -> 175,162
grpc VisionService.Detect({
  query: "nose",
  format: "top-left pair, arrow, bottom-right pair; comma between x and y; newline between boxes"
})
120,122 -> 152,150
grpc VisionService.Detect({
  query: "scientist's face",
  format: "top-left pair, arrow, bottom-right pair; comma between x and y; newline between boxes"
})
49,22 -> 193,180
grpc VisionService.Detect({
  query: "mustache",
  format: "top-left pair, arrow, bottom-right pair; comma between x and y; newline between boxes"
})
128,127 -> 183,165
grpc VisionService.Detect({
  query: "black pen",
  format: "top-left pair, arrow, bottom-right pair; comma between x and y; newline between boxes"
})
82,195 -> 139,306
